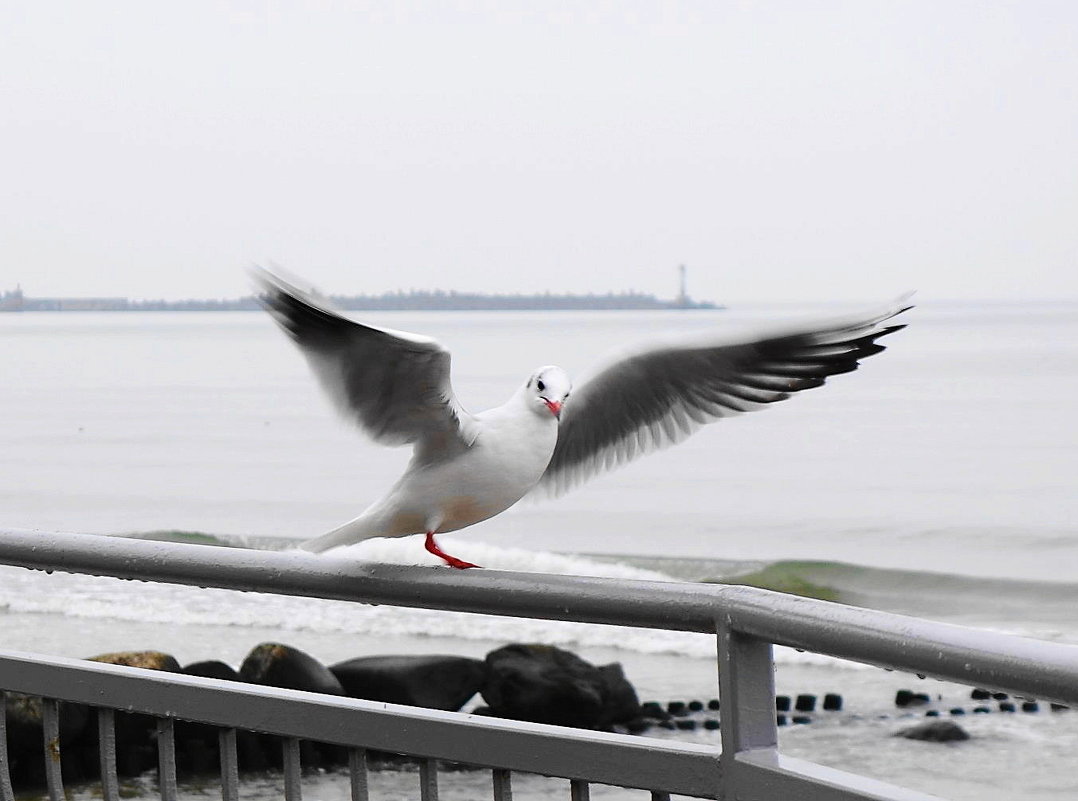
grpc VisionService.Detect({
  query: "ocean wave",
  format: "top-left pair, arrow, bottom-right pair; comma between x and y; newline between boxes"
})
4,534 -> 1077,662
708,559 -> 1078,628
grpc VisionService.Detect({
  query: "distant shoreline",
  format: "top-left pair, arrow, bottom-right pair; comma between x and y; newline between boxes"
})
0,289 -> 720,312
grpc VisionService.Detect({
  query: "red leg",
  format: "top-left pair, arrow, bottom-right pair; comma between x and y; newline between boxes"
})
424,532 -> 481,569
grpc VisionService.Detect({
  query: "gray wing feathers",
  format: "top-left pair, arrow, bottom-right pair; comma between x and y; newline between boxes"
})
253,269 -> 477,452
537,300 -> 911,497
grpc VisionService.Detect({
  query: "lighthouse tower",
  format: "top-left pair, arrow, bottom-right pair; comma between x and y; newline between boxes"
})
676,264 -> 689,308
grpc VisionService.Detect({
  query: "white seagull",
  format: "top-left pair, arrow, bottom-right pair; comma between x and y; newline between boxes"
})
254,269 -> 911,569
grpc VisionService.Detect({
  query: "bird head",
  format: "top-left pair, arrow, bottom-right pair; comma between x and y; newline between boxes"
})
526,366 -> 571,420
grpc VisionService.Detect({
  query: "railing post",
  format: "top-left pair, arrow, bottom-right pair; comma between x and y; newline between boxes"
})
41,699 -> 64,801
716,615 -> 778,799
348,747 -> 369,801
98,708 -> 120,801
283,738 -> 303,801
156,717 -> 178,801
0,694 -> 14,801
420,757 -> 439,801
492,767 -> 513,801
219,728 -> 240,801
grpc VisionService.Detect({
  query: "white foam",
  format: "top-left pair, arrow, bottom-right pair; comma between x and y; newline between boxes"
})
5,537 -> 1069,668
0,568 -> 889,670
325,535 -> 679,581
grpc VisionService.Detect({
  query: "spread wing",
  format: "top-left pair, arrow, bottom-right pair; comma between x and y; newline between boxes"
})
253,268 -> 478,459
536,298 -> 912,498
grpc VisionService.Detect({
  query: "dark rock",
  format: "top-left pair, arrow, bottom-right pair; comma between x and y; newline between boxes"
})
795,694 -> 816,712
667,700 -> 687,716
640,701 -> 670,720
238,643 -> 345,769
973,706 -> 991,714
174,662 -> 248,774
625,717 -> 651,735
924,710 -> 940,717
1021,701 -> 1039,713
791,715 -> 812,725
480,644 -> 640,730
998,701 -> 1016,713
239,643 -> 343,695
895,690 -> 931,708
182,660 -> 241,682
88,650 -> 182,777
4,693 -> 88,745
823,693 -> 843,712
90,650 -> 182,672
687,700 -> 704,712
596,663 -> 641,728
707,699 -> 721,711
970,688 -> 991,700
992,692 -> 1009,701
775,695 -> 791,711
896,720 -> 970,742
949,708 -> 965,716
674,719 -> 696,731
703,718 -> 720,730
330,655 -> 484,711
1051,703 -> 1068,712
4,694 -> 91,788
776,714 -> 788,726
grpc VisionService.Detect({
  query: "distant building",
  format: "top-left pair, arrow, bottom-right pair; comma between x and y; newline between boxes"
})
1,286 -> 135,311
0,285 -> 25,311
19,295 -> 130,311
0,282 -> 719,312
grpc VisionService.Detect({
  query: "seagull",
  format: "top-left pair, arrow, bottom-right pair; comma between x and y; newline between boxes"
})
254,269 -> 911,568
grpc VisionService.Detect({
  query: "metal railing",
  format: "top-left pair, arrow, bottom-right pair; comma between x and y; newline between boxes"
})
1,527 -> 1077,801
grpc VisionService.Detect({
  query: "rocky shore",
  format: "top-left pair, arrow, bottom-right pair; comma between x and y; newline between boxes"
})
6,640 -> 1057,794
3,641 -> 656,792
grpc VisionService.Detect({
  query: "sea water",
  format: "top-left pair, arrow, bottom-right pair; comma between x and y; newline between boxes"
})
1,302 -> 1076,799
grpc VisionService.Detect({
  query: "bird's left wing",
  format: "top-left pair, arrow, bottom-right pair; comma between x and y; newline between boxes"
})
536,298 -> 912,498
253,268 -> 478,455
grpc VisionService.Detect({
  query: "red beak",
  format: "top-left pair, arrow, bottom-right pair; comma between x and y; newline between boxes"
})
544,399 -> 562,418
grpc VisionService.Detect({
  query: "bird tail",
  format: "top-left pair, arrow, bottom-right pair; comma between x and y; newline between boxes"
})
296,514 -> 391,553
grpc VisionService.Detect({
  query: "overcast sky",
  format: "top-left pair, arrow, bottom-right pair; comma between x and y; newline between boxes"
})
3,1 -> 1076,304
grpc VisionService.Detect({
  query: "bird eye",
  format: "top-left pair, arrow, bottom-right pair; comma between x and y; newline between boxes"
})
536,380 -> 545,391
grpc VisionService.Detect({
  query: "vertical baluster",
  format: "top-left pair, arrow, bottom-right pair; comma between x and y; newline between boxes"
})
41,698 -> 64,801
98,708 -> 120,801
0,693 -> 15,801
419,757 -> 439,801
348,748 -> 369,801
282,738 -> 302,801
716,617 -> 778,801
156,718 -> 178,801
492,768 -> 513,801
218,729 -> 240,801
569,779 -> 590,801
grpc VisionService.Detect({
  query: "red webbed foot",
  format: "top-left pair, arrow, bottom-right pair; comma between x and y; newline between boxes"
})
424,531 -> 482,569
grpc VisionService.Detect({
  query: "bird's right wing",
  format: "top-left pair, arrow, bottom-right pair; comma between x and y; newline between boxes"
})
536,297 -> 912,498
253,268 -> 478,455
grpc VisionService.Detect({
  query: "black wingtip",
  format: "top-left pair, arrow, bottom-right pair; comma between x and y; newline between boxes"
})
250,266 -> 353,347
249,265 -> 324,305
